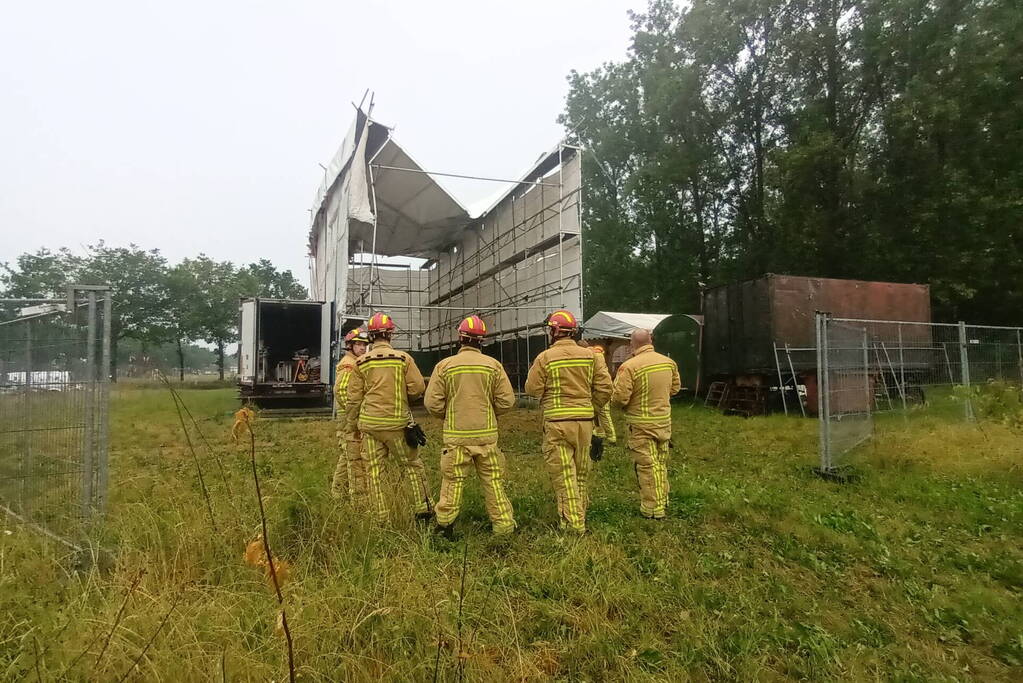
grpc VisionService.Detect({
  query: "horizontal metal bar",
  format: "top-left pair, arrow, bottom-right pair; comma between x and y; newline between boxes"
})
963,323 -> 1023,331
0,503 -> 85,553
371,164 -> 561,188
831,317 -> 958,327
0,424 -> 85,435
0,298 -> 65,304
362,304 -> 554,311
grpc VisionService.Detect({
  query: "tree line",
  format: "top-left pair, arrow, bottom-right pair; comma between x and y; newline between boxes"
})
0,244 -> 307,380
562,0 -> 1021,325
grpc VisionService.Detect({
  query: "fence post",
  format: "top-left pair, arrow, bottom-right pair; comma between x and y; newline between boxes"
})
22,320 -> 32,510
897,324 -> 908,411
97,291 -> 112,514
958,320 -> 974,422
1016,329 -> 1022,389
816,313 -> 830,472
863,328 -> 872,415
82,291 -> 96,518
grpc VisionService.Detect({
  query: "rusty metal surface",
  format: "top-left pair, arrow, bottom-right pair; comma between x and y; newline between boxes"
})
703,274 -> 931,377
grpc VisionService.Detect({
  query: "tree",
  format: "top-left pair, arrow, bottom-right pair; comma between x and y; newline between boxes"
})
166,262 -> 207,381
562,0 -> 1023,324
77,243 -> 171,380
236,259 -> 308,299
178,256 -> 238,380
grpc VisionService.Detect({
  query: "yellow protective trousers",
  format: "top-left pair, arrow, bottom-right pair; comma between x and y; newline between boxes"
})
331,430 -> 365,500
627,426 -> 670,518
435,444 -> 515,535
362,429 -> 433,523
542,419 -> 593,533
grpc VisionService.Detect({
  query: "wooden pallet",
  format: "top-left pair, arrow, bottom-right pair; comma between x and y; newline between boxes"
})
724,386 -> 767,417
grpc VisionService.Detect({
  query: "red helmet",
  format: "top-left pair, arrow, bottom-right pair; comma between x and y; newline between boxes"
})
457,314 -> 487,339
546,310 -> 578,332
344,327 -> 369,345
367,312 -> 396,333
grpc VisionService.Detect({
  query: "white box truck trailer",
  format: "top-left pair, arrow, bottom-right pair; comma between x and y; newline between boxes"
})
237,298 -> 334,406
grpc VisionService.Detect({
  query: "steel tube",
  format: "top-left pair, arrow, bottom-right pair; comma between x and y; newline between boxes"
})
371,164 -> 560,187
958,321 -> 974,422
82,291 -> 96,518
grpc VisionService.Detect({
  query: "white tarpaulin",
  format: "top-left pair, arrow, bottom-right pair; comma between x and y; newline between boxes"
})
583,311 -> 672,339
309,110 -> 471,262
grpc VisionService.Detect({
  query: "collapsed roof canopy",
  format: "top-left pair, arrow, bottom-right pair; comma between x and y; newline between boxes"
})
583,311 -> 703,339
355,124 -> 471,257
310,114 -> 472,259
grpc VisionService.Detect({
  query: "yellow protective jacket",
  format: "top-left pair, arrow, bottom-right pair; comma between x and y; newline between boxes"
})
424,346 -> 516,445
345,341 -> 426,432
524,338 -> 613,421
333,351 -> 359,432
612,344 -> 681,430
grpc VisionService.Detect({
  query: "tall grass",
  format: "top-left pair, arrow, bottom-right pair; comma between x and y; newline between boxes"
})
0,388 -> 1021,680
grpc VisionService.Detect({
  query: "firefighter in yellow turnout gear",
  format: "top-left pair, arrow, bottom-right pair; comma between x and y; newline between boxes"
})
331,327 -> 369,499
345,312 -> 433,523
612,329 -> 682,519
424,315 -> 517,537
525,310 -> 613,533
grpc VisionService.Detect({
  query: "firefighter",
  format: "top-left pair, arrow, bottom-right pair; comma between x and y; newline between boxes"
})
331,327 -> 369,499
525,310 -> 613,533
424,315 -> 516,537
345,312 -> 433,524
590,345 -> 617,446
612,328 -> 681,519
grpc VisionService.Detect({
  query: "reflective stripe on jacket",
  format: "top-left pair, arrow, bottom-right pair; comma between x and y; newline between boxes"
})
424,346 -> 516,445
524,338 -> 613,421
333,351 -> 358,429
345,340 -> 426,431
612,344 -> 681,428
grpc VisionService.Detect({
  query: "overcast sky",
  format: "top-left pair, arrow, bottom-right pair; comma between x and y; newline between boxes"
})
0,1 -> 644,288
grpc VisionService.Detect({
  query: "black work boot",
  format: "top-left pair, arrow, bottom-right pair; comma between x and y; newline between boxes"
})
415,510 -> 434,524
433,522 -> 456,541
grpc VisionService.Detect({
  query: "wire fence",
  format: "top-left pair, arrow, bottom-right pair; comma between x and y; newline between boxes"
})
816,314 -> 1023,474
0,286 -> 111,542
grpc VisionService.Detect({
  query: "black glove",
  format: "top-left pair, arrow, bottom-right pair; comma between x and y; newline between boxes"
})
589,435 -> 605,461
405,422 -> 427,448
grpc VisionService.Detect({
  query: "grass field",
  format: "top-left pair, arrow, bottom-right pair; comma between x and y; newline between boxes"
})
1,385 -> 1022,681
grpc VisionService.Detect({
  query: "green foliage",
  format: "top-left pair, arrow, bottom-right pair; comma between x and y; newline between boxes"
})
563,0 -> 1023,324
974,381 -> 1023,430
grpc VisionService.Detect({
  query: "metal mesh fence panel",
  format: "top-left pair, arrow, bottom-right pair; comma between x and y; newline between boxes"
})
818,315 -> 1023,472
817,316 -> 872,472
0,287 -> 111,540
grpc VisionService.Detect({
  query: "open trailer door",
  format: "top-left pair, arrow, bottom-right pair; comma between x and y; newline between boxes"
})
239,298 -> 257,384
320,301 -> 333,386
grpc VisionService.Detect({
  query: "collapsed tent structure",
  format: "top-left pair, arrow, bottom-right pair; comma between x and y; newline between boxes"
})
308,103 -> 583,388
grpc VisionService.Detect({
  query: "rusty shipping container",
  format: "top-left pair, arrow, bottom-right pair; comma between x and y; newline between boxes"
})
702,274 -> 931,378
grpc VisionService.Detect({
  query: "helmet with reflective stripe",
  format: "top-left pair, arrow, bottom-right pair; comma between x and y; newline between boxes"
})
367,312 -> 396,333
546,309 -> 578,332
457,314 -> 487,339
344,327 -> 369,346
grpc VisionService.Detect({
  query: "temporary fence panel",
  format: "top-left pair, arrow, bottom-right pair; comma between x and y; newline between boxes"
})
816,314 -> 1023,473
0,286 -> 111,541
816,315 -> 873,473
